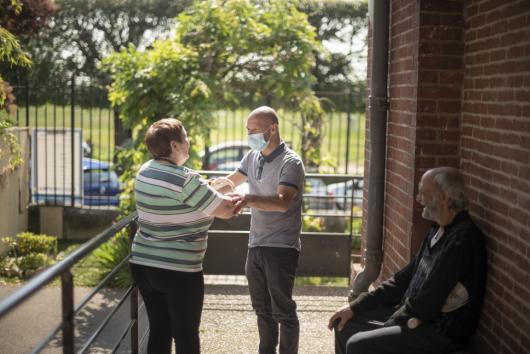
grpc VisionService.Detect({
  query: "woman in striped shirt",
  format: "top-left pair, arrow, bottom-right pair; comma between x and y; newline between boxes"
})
129,118 -> 239,354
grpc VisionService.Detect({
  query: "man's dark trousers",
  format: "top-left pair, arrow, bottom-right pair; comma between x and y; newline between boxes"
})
246,246 -> 299,354
335,307 -> 459,354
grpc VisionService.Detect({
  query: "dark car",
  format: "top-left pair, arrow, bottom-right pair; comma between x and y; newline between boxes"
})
201,141 -> 250,171
83,158 -> 121,206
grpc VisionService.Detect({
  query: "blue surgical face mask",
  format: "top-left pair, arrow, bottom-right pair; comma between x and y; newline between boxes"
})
248,127 -> 272,151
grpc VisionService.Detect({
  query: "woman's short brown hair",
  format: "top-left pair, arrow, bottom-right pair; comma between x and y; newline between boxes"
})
144,118 -> 185,158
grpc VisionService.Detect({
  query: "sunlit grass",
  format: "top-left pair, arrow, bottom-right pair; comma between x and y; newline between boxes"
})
14,104 -> 365,173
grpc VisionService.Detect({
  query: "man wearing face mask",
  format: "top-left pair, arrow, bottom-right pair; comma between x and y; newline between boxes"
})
328,167 -> 487,354
225,106 -> 305,354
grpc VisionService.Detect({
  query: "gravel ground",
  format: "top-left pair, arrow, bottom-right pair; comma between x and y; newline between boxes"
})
200,284 -> 349,354
0,282 -> 350,354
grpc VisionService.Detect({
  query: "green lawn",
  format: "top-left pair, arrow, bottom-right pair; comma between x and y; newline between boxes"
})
15,104 -> 115,161
209,109 -> 365,174
14,105 -> 365,174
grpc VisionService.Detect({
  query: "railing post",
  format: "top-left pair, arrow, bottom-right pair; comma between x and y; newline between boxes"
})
345,91 -> 352,174
61,270 -> 75,354
25,74 -> 29,127
348,176 -> 355,286
70,76 -> 75,207
130,287 -> 139,354
129,220 -> 139,354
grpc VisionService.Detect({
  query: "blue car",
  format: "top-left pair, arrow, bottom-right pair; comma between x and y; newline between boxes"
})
83,158 -> 121,206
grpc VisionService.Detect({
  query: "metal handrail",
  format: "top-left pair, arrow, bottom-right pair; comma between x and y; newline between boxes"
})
0,172 -> 361,352
0,212 -> 138,354
199,170 -> 363,219
198,170 -> 359,180
0,212 -> 137,319
78,286 -> 134,354
73,255 -> 131,314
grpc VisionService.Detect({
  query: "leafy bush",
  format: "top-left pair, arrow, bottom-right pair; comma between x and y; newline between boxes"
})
16,252 -> 53,275
15,232 -> 58,255
0,232 -> 57,278
87,230 -> 132,288
303,215 -> 325,232
102,0 -> 326,212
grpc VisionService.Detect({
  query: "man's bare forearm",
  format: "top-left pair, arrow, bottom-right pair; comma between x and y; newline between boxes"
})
245,194 -> 291,212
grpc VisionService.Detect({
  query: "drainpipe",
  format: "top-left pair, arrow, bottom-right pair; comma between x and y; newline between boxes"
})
350,0 -> 390,298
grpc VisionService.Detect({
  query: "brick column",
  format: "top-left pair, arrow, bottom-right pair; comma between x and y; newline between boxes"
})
363,0 -> 466,280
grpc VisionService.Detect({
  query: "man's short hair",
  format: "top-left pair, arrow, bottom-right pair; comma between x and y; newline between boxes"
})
249,106 -> 279,125
144,118 -> 185,159
433,168 -> 469,210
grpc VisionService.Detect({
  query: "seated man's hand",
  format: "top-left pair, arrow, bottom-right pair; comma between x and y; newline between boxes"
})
383,305 -> 409,327
328,304 -> 354,332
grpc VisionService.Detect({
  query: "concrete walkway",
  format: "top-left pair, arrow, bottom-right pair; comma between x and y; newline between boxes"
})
0,281 -> 349,353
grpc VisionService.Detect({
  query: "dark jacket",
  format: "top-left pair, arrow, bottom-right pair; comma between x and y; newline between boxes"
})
350,211 -> 487,339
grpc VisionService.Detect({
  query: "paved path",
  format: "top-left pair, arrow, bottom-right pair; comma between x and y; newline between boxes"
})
0,282 -> 349,353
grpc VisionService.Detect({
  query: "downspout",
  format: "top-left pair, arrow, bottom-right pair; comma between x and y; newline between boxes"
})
350,0 -> 390,298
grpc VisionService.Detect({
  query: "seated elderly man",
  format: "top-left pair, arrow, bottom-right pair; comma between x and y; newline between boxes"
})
329,167 -> 487,354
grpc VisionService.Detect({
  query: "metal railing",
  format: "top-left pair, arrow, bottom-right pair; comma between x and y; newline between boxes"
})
11,79 -> 364,210
200,171 -> 363,276
12,79 -> 119,209
0,212 -> 139,354
0,172 -> 362,352
200,171 -> 363,230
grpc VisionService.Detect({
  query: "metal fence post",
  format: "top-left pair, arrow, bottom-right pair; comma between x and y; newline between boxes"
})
61,270 -> 75,354
345,91 -> 352,174
25,75 -> 29,127
70,76 -> 75,207
129,220 -> 139,354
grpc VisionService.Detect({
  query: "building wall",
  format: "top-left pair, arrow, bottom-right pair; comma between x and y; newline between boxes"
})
375,0 -> 466,282
363,0 -> 530,353
461,0 -> 530,352
0,128 -> 30,241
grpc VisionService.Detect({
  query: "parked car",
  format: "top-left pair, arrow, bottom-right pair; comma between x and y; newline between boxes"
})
201,141 -> 250,171
200,141 -> 344,212
326,178 -> 364,210
304,177 -> 336,211
83,158 -> 121,206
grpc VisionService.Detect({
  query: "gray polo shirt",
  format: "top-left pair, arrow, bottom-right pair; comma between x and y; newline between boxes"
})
238,142 -> 305,251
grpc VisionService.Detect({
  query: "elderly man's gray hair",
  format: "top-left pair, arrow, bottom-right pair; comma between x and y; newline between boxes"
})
432,167 -> 469,210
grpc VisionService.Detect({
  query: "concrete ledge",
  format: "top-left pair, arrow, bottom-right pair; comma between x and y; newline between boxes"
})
31,206 -> 120,239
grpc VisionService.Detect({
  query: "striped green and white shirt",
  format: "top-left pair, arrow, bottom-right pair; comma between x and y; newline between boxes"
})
130,160 -> 223,272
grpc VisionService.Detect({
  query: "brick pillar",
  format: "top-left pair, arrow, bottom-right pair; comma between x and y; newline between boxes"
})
364,0 -> 466,280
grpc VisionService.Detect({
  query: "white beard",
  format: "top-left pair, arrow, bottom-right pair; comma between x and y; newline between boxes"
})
422,202 -> 440,221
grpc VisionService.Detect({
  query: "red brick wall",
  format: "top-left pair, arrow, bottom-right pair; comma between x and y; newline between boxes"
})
377,0 -> 420,281
364,0 -> 529,352
461,1 -> 530,352
374,0 -> 466,282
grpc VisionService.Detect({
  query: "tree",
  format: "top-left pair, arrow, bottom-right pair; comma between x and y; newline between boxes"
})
102,0 -> 326,212
0,0 -> 56,173
1,0 -> 191,89
3,1 -> 368,104
0,0 -> 57,36
297,0 -> 368,114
